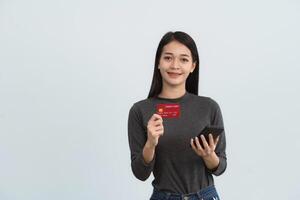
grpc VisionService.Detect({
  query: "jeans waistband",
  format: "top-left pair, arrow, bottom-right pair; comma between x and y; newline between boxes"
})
152,185 -> 219,200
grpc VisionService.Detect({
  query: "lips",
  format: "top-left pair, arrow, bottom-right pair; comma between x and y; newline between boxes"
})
167,72 -> 182,78
167,72 -> 182,75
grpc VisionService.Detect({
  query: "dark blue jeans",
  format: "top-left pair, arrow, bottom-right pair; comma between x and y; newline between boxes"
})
150,185 -> 220,200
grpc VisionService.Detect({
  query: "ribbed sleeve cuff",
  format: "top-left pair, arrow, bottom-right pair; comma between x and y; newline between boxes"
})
140,152 -> 156,168
207,157 -> 227,176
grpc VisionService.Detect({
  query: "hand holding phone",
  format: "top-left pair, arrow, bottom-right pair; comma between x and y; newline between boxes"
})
191,126 -> 224,148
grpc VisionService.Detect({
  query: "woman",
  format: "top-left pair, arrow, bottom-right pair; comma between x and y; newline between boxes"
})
127,31 -> 227,200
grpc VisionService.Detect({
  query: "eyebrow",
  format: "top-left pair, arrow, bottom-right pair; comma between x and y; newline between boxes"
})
163,52 -> 190,57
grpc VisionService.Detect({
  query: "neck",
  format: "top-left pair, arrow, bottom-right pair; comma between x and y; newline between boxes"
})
158,84 -> 186,99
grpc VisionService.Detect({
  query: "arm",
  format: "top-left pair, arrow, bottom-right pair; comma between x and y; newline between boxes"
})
143,140 -> 156,164
207,98 -> 227,176
202,151 -> 220,171
127,104 -> 155,181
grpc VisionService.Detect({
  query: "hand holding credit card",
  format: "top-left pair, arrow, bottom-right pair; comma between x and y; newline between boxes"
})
156,103 -> 180,118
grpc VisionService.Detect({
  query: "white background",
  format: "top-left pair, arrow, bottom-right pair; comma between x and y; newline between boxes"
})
1,0 -> 299,199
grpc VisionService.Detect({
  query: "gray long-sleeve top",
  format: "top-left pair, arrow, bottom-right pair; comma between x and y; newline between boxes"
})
127,91 -> 227,194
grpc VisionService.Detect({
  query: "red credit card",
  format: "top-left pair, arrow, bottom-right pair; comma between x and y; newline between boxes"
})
156,103 -> 180,118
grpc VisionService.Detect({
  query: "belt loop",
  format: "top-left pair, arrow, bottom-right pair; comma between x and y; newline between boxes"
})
196,190 -> 203,200
165,192 -> 171,200
183,196 -> 189,200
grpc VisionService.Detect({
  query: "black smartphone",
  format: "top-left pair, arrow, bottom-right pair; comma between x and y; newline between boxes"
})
190,126 -> 224,148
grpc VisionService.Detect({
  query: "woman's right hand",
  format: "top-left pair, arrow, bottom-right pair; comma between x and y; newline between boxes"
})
146,114 -> 164,148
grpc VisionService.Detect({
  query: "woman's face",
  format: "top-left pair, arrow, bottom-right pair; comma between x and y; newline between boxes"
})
159,40 -> 196,88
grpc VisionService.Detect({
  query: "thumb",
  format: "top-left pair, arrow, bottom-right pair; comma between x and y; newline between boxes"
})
149,113 -> 162,122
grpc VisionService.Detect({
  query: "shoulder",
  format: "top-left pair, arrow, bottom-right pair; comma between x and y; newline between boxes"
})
129,97 -> 154,115
128,98 -> 155,125
130,97 -> 152,109
189,93 -> 221,109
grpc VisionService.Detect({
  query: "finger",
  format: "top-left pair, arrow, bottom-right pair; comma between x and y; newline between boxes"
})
148,119 -> 162,128
153,113 -> 163,121
190,138 -> 197,151
195,137 -> 204,152
149,114 -> 162,122
155,125 -> 164,132
214,136 -> 220,146
200,135 -> 210,149
157,130 -> 164,136
149,114 -> 157,122
152,129 -> 162,137
191,138 -> 201,153
208,134 -> 214,147
153,120 -> 163,126
154,117 -> 163,122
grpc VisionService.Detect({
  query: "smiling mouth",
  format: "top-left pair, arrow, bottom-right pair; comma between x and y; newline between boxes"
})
167,72 -> 182,78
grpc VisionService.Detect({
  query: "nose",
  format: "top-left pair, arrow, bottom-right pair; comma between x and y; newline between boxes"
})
170,58 -> 180,69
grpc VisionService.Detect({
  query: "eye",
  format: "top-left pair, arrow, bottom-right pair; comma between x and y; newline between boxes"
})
181,58 -> 189,62
163,56 -> 172,61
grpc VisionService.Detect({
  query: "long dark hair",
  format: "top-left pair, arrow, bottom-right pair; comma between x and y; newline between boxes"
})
147,31 -> 200,98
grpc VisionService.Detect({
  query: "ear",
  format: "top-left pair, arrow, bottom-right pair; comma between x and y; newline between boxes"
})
191,62 -> 196,73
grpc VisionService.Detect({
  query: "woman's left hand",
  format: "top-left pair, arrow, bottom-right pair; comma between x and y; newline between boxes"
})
190,134 -> 219,158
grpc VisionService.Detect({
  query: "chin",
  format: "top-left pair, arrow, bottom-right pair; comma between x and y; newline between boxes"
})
165,80 -> 185,86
